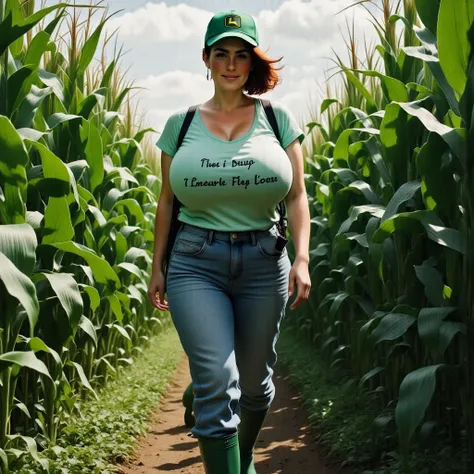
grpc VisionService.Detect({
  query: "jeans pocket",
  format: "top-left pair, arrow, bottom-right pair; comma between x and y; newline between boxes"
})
173,231 -> 207,256
256,233 -> 287,259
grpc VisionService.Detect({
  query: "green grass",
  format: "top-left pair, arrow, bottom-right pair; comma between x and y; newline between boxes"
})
14,324 -> 184,474
276,324 -> 471,474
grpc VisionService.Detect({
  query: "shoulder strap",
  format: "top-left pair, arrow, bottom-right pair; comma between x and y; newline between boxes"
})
259,98 -> 281,144
259,99 -> 287,235
177,105 -> 198,149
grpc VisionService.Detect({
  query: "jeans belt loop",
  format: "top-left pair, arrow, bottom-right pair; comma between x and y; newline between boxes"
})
207,230 -> 214,245
250,231 -> 256,246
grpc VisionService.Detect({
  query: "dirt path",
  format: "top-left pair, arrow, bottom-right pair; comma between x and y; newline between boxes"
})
118,354 -> 346,474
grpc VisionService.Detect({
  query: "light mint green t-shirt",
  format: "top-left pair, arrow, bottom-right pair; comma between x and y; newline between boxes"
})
156,98 -> 304,232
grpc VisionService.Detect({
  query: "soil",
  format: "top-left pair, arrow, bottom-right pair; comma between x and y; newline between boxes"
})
117,354 -> 349,474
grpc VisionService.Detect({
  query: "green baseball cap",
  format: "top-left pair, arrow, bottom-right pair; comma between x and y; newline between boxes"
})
204,10 -> 259,47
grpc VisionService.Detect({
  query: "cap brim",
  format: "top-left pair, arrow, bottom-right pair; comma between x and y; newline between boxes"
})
206,31 -> 258,47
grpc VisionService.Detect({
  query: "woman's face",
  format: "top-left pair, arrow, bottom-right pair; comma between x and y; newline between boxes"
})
204,37 -> 252,92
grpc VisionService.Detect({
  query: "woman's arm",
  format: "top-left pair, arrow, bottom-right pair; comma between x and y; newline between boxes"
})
148,151 -> 174,310
284,138 -> 311,309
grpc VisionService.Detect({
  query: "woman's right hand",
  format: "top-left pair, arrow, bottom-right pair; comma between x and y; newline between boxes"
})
148,270 -> 169,311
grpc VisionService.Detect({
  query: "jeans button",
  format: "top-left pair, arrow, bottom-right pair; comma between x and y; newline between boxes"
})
231,233 -> 238,239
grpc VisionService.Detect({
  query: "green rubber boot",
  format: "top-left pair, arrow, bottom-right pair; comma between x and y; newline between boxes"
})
238,406 -> 269,474
198,433 -> 240,474
182,382 -> 195,428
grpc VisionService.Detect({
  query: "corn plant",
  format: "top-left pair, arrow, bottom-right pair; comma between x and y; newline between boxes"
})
288,0 -> 474,470
0,1 -> 165,472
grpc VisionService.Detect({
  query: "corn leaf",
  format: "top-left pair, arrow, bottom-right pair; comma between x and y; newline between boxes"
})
67,361 -> 98,399
78,284 -> 100,312
320,98 -> 341,115
46,113 -> 82,130
0,251 -> 38,335
110,198 -> 146,225
395,101 -> 466,162
0,4 -> 70,56
416,133 -> 459,221
14,85 -> 53,129
78,315 -> 98,347
7,66 -> 35,117
77,17 -> 110,77
395,365 -> 444,455
438,0 -> 474,97
6,434 -> 49,472
0,223 -> 37,276
381,181 -> 421,222
414,262 -> 448,306
43,273 -> 83,330
78,89 -> 106,119
373,210 -> 467,254
341,68 -> 378,114
370,313 -> 416,345
414,0 -> 441,34
107,294 -> 123,323
337,204 -> 385,235
43,241 -> 120,289
418,307 -> 463,361
0,117 -> 28,224
0,351 -> 51,379
38,69 -> 64,103
359,366 -> 385,388
355,70 -> 409,103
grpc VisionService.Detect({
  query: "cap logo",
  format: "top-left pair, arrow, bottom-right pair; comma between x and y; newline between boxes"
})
225,14 -> 241,28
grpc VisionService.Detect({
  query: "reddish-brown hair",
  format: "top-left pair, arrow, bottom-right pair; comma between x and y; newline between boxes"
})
245,47 -> 283,95
204,45 -> 283,95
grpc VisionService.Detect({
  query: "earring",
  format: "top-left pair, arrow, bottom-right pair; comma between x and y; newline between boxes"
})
206,68 -> 210,80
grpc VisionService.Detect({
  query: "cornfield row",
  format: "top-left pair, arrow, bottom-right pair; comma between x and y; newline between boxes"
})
0,1 -> 164,472
288,0 -> 474,469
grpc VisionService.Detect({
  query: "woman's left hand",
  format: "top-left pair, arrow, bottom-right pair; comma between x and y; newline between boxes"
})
288,257 -> 311,310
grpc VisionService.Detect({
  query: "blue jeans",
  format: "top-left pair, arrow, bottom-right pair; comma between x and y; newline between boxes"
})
166,222 -> 291,439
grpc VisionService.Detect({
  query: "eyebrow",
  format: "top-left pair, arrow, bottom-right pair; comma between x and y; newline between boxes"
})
214,48 -> 250,53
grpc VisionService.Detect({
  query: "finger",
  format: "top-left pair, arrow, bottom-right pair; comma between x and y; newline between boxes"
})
155,292 -> 169,311
157,294 -> 169,307
158,286 -> 166,305
290,281 -> 304,310
288,273 -> 295,297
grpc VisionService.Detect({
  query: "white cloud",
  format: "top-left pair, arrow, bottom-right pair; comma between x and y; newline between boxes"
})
105,2 -> 212,43
137,70 -> 211,103
258,0 -> 347,44
135,70 -> 213,134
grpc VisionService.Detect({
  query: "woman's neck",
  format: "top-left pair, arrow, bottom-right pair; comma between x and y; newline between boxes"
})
206,89 -> 253,112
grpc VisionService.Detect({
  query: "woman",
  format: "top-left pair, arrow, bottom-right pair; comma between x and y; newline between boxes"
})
148,9 -> 311,474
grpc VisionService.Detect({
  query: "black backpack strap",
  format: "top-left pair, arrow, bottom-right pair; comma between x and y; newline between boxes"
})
177,105 -> 198,149
259,99 -> 287,240
260,98 -> 282,144
163,105 -> 198,279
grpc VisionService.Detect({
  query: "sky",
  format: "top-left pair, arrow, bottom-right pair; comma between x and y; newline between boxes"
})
45,0 -> 377,137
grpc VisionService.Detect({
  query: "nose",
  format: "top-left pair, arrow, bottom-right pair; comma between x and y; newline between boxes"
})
227,57 -> 236,71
